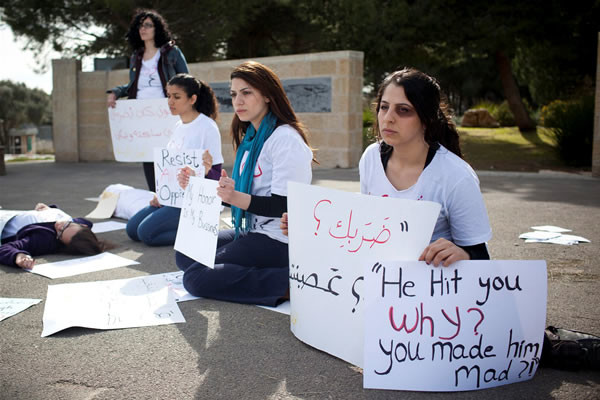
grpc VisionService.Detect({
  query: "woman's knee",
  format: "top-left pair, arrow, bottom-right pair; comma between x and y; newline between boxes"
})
175,251 -> 196,271
182,264 -> 214,297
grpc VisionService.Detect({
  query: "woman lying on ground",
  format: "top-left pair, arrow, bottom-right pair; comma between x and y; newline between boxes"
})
176,61 -> 314,306
281,67 -> 491,266
126,73 -> 223,246
0,203 -> 110,269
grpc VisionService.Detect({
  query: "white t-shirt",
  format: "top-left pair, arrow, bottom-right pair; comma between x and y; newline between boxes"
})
239,124 -> 313,243
1,208 -> 72,239
167,113 -> 224,176
136,51 -> 165,100
359,142 -> 492,246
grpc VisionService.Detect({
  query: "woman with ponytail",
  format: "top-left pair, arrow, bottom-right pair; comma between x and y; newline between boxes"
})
359,67 -> 492,266
126,73 -> 223,246
175,61 -> 314,306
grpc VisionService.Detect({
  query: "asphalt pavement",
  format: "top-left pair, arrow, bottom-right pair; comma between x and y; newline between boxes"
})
0,161 -> 598,400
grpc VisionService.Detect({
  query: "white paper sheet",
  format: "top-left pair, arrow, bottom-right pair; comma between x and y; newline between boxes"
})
0,298 -> 42,322
257,301 -> 291,315
91,221 -> 127,233
531,225 -> 572,233
41,277 -> 185,337
518,231 -> 561,240
363,260 -> 547,391
85,191 -> 119,219
29,252 -> 139,279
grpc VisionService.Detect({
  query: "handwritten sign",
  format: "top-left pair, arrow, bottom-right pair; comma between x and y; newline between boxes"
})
288,182 -> 441,367
0,298 -> 42,322
85,191 -> 119,219
108,98 -> 180,161
174,176 -> 222,268
363,260 -> 547,391
154,148 -> 204,207
41,277 -> 185,337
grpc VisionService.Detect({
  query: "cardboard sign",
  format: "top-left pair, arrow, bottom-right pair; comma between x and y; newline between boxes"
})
287,182 -> 441,367
363,260 -> 547,391
174,176 -> 222,268
154,148 -> 204,208
108,98 -> 180,162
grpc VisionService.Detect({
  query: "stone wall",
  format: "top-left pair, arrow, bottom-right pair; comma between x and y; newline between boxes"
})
593,33 -> 600,177
52,51 -> 364,168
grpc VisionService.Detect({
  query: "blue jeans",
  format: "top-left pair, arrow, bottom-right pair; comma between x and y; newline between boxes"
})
175,229 -> 289,306
126,205 -> 181,246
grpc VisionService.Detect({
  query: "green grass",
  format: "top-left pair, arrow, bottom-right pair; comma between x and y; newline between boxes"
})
6,155 -> 54,163
459,126 -> 567,172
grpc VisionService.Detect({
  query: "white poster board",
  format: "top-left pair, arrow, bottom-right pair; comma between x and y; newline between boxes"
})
154,148 -> 204,207
108,98 -> 180,162
288,182 -> 441,367
174,176 -> 222,268
29,252 -> 139,279
41,276 -> 185,337
0,298 -> 42,322
363,260 -> 547,391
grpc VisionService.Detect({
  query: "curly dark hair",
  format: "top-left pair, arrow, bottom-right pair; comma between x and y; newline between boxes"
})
373,67 -> 462,158
126,9 -> 173,50
168,74 -> 218,120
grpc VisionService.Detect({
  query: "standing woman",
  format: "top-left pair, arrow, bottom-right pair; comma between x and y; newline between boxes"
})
126,74 -> 223,246
359,67 -> 492,266
106,9 -> 189,192
176,61 -> 314,306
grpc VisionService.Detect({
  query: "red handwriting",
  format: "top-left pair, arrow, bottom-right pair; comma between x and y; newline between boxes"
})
111,105 -> 172,121
313,199 -> 332,236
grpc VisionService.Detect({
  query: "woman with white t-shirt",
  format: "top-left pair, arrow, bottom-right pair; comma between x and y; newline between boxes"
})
175,61 -> 314,306
359,67 -> 492,266
126,74 -> 223,246
106,9 -> 189,192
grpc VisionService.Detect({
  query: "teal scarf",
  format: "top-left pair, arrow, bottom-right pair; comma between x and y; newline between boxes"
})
231,112 -> 278,237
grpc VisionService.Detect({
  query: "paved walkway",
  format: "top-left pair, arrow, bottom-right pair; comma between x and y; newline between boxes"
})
1,161 -> 598,399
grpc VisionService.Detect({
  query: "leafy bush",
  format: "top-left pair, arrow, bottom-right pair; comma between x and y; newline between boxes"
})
540,96 -> 594,166
471,100 -> 536,127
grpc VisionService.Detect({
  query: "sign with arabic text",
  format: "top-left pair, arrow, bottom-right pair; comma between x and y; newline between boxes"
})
287,182 -> 441,367
108,98 -> 180,162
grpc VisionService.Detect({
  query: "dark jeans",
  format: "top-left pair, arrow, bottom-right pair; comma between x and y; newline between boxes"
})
176,229 -> 289,306
126,205 -> 181,246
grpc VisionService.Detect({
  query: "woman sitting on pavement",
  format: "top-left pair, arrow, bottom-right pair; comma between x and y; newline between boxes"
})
126,73 -> 223,246
0,203 -> 110,269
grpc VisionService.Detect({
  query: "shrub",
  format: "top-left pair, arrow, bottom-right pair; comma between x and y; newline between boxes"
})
540,96 -> 594,166
472,100 -> 536,127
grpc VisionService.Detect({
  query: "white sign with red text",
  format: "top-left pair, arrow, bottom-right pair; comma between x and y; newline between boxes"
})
287,182 -> 441,367
108,98 -> 180,162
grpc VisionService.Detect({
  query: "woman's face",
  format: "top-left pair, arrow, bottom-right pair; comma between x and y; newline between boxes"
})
167,84 -> 196,116
230,78 -> 270,130
377,84 -> 425,148
54,220 -> 85,244
138,17 -> 155,42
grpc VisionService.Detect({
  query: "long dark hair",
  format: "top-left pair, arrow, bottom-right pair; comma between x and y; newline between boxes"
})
373,67 -> 462,158
168,74 -> 218,120
126,9 -> 173,50
64,229 -> 113,255
229,61 -> 311,151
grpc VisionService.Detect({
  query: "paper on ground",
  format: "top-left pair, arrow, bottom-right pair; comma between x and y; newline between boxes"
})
525,234 -> 590,245
85,191 -> 119,219
91,221 -> 127,233
28,252 -> 139,279
531,225 -> 572,233
0,298 -> 42,322
85,197 -> 100,202
257,301 -> 291,315
519,231 -> 561,240
42,278 -> 184,337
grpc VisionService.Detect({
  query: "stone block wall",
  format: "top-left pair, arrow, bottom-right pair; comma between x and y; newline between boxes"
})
593,33 -> 600,177
52,51 -> 364,168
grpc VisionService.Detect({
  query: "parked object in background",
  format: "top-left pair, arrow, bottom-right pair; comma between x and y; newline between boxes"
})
461,108 -> 500,128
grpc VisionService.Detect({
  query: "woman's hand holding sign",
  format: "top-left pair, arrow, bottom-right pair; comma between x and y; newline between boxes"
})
217,169 -> 250,210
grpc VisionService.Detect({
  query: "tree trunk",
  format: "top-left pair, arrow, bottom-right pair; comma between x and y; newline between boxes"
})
495,50 -> 536,132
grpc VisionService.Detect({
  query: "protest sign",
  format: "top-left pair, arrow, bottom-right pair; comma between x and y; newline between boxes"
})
42,277 -> 184,337
29,252 -> 139,279
287,182 -> 441,367
363,260 -> 547,391
154,148 -> 204,207
174,176 -> 222,268
85,191 -> 119,219
108,98 -> 180,161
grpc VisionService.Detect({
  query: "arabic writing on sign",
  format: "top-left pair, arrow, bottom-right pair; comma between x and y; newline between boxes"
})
111,105 -> 172,121
116,128 -> 173,142
312,198 -> 408,253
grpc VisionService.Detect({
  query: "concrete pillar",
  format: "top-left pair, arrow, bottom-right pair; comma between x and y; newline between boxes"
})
593,33 -> 600,177
52,59 -> 81,162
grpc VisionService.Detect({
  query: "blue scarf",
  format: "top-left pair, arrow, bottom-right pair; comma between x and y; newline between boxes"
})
231,111 -> 278,237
